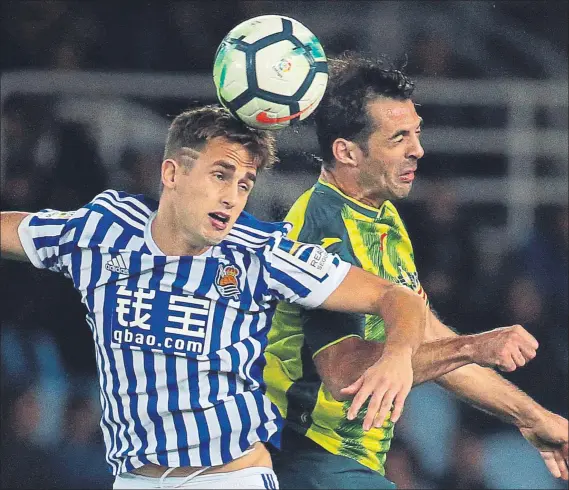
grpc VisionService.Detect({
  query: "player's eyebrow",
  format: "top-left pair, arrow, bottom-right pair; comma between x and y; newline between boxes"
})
214,160 -> 257,183
389,117 -> 424,140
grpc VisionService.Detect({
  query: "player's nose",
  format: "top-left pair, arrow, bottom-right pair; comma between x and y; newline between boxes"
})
221,184 -> 239,208
408,136 -> 424,160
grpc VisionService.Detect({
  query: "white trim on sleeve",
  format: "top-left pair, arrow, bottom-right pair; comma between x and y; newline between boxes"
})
298,260 -> 352,309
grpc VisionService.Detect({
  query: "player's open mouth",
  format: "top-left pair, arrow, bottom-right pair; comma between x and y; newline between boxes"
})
209,212 -> 230,230
400,171 -> 415,183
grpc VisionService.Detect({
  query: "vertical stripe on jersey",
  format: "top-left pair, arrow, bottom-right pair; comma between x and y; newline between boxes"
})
98,221 -> 140,470
121,347 -> 152,469
164,258 -> 192,466
261,392 -> 280,443
234,394 -> 253,451
157,259 -> 186,468
153,348 -> 179,467
84,216 -> 131,472
136,256 -> 168,466
193,259 -> 218,298
187,356 -> 211,467
119,250 -> 151,470
130,349 -> 153,467
96,219 -> 144,470
142,351 -> 167,465
76,219 -> 118,474
87,315 -> 118,474
206,302 -> 233,463
245,390 -> 265,443
167,355 -> 190,466
215,400 -> 234,462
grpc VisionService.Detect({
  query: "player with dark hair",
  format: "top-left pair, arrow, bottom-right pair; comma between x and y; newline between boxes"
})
264,53 -> 569,489
1,104 -> 432,489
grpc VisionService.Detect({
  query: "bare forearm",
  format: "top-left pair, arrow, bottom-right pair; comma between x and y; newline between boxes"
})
318,335 -> 477,400
411,335 -> 475,385
437,363 -> 541,426
379,285 -> 426,356
0,212 -> 29,261
428,313 -> 542,427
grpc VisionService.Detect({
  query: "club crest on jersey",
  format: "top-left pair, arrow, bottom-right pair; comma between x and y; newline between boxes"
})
215,263 -> 241,300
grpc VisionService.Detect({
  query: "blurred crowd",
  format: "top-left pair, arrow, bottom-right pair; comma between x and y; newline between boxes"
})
1,2 -> 567,489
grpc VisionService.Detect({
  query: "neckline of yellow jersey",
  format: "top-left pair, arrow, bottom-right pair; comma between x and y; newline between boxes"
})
315,179 -> 390,219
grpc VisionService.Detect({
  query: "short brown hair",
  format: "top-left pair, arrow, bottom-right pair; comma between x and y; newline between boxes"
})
164,105 -> 278,171
315,52 -> 415,167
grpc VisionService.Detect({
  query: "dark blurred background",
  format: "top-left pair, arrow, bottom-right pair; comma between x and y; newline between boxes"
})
1,1 -> 567,489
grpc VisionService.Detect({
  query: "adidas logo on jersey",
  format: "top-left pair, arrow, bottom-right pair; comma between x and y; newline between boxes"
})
105,254 -> 129,275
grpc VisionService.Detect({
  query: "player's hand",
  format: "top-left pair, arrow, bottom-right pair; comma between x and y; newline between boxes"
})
469,324 -> 538,372
340,349 -> 413,431
518,410 -> 568,480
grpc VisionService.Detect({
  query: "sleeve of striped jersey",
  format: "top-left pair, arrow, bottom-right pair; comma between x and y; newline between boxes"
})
266,236 -> 351,308
17,209 -> 81,272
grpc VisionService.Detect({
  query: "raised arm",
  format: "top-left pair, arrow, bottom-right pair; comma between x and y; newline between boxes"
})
315,321 -> 538,398
0,212 -> 30,262
320,264 -> 427,430
427,310 -> 568,481
312,307 -> 567,479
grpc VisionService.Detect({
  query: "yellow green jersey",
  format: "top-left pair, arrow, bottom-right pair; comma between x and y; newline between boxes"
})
264,179 -> 427,474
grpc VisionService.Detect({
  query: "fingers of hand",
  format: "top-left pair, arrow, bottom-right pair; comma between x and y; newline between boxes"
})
495,329 -> 539,370
554,450 -> 569,480
511,349 -> 528,368
364,388 -> 391,432
347,382 -> 375,421
497,338 -> 536,371
513,324 -> 539,350
340,376 -> 364,396
542,451 -> 562,479
497,353 -> 517,372
390,388 -> 409,424
373,411 -> 386,429
518,342 -> 537,362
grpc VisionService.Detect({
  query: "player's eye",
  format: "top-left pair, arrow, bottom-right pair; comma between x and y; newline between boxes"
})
213,172 -> 225,181
239,183 -> 251,192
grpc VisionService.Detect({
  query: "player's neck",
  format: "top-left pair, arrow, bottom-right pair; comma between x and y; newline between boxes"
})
319,168 -> 385,209
151,205 -> 210,257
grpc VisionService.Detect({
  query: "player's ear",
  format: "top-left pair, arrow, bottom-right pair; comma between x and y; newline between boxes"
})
161,159 -> 179,189
332,138 -> 359,168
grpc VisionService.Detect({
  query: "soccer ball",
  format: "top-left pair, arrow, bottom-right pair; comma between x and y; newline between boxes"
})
213,15 -> 328,130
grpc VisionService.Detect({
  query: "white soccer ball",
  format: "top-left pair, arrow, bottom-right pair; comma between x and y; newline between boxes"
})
213,15 -> 328,130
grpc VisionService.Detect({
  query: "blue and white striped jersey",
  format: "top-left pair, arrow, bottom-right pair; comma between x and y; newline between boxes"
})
17,190 -> 350,476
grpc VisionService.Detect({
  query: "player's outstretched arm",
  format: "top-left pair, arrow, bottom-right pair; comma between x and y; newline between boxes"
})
0,212 -> 31,262
320,265 -> 427,430
315,322 -> 538,413
427,311 -> 568,481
